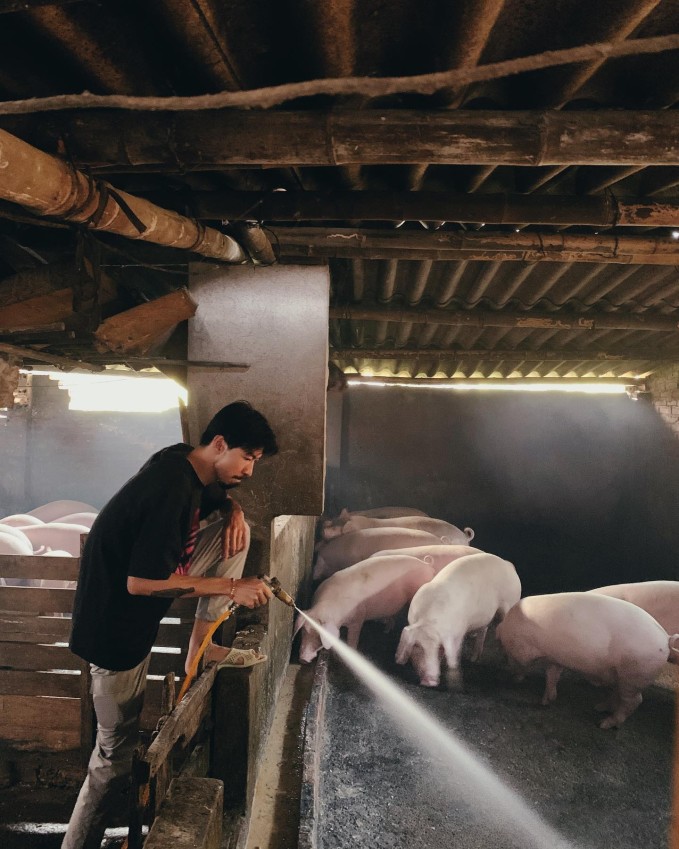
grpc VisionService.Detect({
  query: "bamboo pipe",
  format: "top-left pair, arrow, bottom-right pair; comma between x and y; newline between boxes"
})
0,129 -> 248,263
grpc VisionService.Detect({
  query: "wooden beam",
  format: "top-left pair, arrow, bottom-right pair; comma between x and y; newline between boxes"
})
331,347 -> 670,362
0,340 -> 101,370
93,288 -> 197,356
274,227 -> 679,264
329,305 -> 679,333
347,375 -> 643,386
164,191 -> 679,227
3,110 -> 679,171
0,0 -> 84,11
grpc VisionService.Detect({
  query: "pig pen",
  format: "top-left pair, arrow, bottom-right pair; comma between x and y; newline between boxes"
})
299,624 -> 675,849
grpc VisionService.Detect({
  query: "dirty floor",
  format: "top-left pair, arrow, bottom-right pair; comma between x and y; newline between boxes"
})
317,624 -> 674,849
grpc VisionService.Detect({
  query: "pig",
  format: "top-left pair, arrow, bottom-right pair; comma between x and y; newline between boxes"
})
0,514 -> 44,527
343,514 -> 475,545
0,528 -> 33,556
588,580 -> 679,635
340,506 -> 429,520
57,512 -> 98,529
314,527 -> 447,581
26,500 -> 97,523
372,544 -> 482,575
495,592 -> 679,729
295,554 -> 436,663
16,522 -> 90,557
396,553 -> 521,688
322,506 -> 431,540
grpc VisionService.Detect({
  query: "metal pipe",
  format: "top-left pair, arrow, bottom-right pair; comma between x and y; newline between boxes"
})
0,129 -> 248,263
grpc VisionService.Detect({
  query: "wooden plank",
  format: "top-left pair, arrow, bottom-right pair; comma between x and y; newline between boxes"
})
273,226 -> 679,265
0,612 -> 71,641
0,555 -> 79,580
0,613 -> 191,644
0,586 -> 75,614
94,289 -> 198,356
144,664 -> 217,777
329,305 -> 679,334
0,290 -> 73,330
0,642 -> 81,670
0,669 -> 81,697
176,190 -> 679,228
0,695 -> 79,750
79,658 -> 94,768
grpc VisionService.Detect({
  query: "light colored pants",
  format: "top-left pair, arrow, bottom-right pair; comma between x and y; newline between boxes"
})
61,518 -> 250,849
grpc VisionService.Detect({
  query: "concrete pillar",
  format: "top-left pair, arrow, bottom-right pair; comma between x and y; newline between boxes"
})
187,263 -> 329,527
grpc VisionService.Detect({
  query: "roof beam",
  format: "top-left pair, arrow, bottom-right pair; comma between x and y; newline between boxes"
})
330,347 -> 671,362
3,110 -> 679,170
328,305 -> 679,334
274,227 -> 679,265
182,190 -> 679,227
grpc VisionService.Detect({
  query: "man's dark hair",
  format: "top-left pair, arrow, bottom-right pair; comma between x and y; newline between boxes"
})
200,401 -> 278,455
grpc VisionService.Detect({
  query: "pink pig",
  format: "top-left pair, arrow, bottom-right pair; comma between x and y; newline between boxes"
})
396,552 -> 520,687
314,527 -> 446,580
295,554 -> 436,663
342,515 -> 475,545
588,580 -> 679,635
496,592 -> 679,729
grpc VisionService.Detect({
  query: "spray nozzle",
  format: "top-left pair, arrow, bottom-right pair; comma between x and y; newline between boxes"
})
260,575 -> 296,608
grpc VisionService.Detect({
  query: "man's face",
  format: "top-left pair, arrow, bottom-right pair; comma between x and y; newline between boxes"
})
213,439 -> 263,487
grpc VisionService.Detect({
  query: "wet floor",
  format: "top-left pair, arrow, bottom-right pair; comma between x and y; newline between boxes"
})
317,624 -> 674,849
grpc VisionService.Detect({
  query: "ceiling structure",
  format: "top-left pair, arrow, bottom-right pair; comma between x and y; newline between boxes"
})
0,0 -> 679,384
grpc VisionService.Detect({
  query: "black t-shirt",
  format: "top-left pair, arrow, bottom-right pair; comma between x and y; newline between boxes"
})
70,443 -> 227,671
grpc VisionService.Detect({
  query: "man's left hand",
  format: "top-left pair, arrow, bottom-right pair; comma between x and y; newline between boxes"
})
223,500 -> 247,558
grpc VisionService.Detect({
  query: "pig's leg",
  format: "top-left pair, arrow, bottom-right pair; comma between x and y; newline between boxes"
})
599,685 -> 643,729
345,621 -> 363,649
469,627 -> 488,662
541,664 -> 563,705
443,639 -> 463,690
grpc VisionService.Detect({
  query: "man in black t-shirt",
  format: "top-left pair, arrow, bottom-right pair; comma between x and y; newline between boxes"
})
63,401 -> 278,849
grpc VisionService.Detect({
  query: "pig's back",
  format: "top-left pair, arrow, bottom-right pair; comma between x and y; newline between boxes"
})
314,555 -> 434,607
589,581 -> 679,634
315,528 -> 444,577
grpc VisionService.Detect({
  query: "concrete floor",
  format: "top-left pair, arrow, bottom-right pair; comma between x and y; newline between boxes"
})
315,624 -> 676,849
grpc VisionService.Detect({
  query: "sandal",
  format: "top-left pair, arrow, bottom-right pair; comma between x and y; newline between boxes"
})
215,647 -> 267,668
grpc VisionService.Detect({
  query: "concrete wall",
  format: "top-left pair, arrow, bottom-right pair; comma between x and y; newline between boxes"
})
0,375 -> 182,517
328,385 -> 679,596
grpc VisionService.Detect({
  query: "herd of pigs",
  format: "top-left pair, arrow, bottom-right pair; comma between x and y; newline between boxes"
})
0,499 -> 98,558
1,501 -> 676,730
296,506 -> 679,730
0,500 -> 98,589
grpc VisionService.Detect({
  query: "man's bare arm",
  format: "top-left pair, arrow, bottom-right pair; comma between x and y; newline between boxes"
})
127,572 -> 272,608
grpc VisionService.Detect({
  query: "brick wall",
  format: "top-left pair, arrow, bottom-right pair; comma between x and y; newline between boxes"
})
648,363 -> 679,438
0,356 -> 19,408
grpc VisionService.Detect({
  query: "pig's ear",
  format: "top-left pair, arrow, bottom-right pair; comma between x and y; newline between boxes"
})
395,627 -> 415,665
669,634 -> 679,656
339,507 -> 351,522
464,527 -> 475,542
320,624 -> 340,649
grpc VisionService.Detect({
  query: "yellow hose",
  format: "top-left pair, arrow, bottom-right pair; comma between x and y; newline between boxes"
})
177,604 -> 236,702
